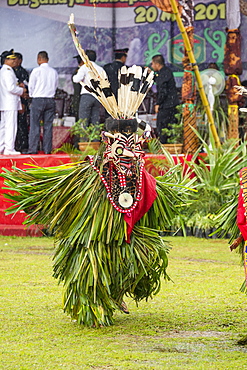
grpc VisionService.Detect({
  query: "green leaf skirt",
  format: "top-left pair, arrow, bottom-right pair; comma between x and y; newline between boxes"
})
2,161 -> 191,327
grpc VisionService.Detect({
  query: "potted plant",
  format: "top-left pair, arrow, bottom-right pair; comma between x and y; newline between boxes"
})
70,119 -> 104,151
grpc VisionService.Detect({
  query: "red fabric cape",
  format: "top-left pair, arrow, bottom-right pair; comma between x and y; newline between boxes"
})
124,168 -> 157,243
237,168 -> 247,240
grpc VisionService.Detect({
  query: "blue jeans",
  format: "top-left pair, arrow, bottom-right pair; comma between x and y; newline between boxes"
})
29,97 -> 55,153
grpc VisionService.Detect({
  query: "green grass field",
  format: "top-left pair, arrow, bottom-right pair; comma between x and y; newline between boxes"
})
1,236 -> 247,370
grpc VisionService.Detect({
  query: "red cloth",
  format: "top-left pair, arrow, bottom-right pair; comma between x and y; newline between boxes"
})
236,188 -> 247,240
237,170 -> 247,288
52,126 -> 72,149
237,168 -> 247,240
144,154 -> 195,178
124,168 -> 157,243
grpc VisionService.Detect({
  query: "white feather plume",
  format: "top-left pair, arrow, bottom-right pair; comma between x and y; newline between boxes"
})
68,14 -> 154,119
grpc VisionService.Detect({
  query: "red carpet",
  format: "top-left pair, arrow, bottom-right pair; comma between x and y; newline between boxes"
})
0,152 -> 192,236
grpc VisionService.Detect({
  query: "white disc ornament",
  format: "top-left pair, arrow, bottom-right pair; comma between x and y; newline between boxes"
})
118,192 -> 133,208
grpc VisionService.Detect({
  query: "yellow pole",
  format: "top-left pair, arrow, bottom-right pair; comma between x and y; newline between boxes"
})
169,0 -> 221,148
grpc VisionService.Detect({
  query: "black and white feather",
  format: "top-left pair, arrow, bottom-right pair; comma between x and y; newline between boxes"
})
68,14 -> 154,119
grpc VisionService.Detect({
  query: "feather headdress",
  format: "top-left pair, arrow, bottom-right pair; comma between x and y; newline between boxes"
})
68,14 -> 154,119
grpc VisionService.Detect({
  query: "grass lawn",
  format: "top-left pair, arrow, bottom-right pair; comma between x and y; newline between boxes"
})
1,236 -> 247,370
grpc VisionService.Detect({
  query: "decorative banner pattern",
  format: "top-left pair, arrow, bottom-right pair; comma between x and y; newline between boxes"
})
224,29 -> 242,76
1,0 -> 247,85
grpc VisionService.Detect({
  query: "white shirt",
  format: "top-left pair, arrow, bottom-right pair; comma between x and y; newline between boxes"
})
29,63 -> 58,98
72,61 -> 107,95
0,64 -> 23,111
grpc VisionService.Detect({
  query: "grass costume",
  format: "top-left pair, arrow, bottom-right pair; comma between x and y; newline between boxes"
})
1,15 -> 195,327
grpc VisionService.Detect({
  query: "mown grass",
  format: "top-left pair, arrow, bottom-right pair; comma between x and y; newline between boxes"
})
1,236 -> 247,369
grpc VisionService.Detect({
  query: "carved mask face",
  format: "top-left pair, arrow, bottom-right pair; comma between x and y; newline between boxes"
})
90,119 -> 150,213
107,132 -> 136,170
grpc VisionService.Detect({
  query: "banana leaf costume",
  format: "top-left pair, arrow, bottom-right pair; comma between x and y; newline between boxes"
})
1,116 -> 195,327
1,18 -> 194,326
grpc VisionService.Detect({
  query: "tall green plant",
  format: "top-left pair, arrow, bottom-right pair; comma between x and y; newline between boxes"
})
183,131 -> 247,232
148,132 -> 247,235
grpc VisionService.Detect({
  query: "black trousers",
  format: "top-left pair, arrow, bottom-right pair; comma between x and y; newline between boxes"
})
15,110 -> 29,151
157,106 -> 178,144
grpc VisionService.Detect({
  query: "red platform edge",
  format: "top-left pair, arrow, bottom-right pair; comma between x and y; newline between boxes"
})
0,153 -> 72,236
0,152 -> 190,236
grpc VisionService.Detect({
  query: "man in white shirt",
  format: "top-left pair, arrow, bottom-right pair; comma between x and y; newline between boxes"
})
25,51 -> 58,154
0,50 -> 26,155
73,50 -> 105,126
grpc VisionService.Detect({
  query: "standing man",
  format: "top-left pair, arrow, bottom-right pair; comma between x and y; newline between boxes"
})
0,49 -> 26,155
26,51 -> 58,154
14,52 -> 29,152
71,54 -> 84,121
151,54 -> 180,144
104,48 -> 128,99
73,50 -> 105,126
14,52 -> 29,85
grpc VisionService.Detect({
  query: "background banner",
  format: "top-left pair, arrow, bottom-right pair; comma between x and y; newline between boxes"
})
1,0 -> 247,91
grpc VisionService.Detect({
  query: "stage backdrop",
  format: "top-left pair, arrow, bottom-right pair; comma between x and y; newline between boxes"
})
1,0 -> 247,92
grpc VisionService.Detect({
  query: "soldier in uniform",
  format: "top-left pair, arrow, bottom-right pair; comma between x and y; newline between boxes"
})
14,53 -> 29,84
71,55 -> 84,121
14,52 -> 29,152
104,48 -> 128,100
151,54 -> 180,144
0,50 -> 26,155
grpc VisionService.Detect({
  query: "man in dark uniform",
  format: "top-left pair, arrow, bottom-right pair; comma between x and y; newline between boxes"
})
14,53 -> 29,84
72,55 -> 84,121
104,48 -> 128,100
14,52 -> 29,152
151,54 -> 180,144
